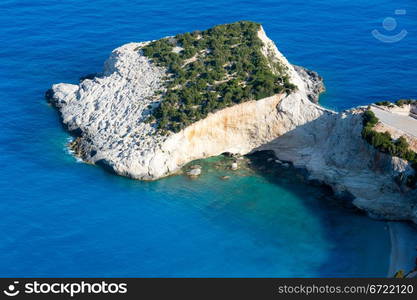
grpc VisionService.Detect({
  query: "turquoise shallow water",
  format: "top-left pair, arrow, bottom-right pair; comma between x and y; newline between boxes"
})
1,0 -> 416,277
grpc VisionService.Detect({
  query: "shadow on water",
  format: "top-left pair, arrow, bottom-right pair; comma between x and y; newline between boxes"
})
245,150 -> 390,277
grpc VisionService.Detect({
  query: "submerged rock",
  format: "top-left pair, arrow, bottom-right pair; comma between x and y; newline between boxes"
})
187,167 -> 201,177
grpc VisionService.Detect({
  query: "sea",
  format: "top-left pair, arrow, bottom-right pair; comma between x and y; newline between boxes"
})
0,0 -> 416,277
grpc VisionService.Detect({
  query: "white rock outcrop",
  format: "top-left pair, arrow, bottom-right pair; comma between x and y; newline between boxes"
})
48,26 -> 416,222
49,27 -> 327,180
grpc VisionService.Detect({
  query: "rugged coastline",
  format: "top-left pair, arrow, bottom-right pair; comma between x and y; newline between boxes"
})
47,22 -> 417,276
47,23 -> 416,222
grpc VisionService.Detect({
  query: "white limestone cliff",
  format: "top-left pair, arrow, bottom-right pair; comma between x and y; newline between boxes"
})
49,27 -> 328,179
259,107 -> 417,223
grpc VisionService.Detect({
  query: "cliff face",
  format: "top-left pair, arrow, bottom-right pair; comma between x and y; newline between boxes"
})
48,25 -> 416,222
259,108 -> 417,223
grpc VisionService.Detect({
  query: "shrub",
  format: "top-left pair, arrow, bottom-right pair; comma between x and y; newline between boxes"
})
375,101 -> 392,106
362,110 -> 378,127
374,99 -> 416,107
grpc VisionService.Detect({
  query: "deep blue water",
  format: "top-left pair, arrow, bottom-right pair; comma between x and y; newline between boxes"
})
0,0 -> 416,277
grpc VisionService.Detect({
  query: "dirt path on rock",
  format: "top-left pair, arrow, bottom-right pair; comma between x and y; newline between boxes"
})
371,106 -> 417,138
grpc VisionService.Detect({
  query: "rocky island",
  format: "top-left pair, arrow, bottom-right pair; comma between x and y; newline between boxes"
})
47,21 -> 417,274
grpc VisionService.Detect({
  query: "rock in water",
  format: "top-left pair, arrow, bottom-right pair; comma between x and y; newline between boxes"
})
187,167 -> 201,177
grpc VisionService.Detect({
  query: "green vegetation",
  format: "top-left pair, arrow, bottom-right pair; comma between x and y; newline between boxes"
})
374,101 -> 394,108
395,99 -> 417,106
361,110 -> 417,188
374,99 -> 416,107
141,21 -> 296,133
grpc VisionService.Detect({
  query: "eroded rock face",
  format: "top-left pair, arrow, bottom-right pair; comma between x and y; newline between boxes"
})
293,65 -> 325,104
48,26 -> 416,222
